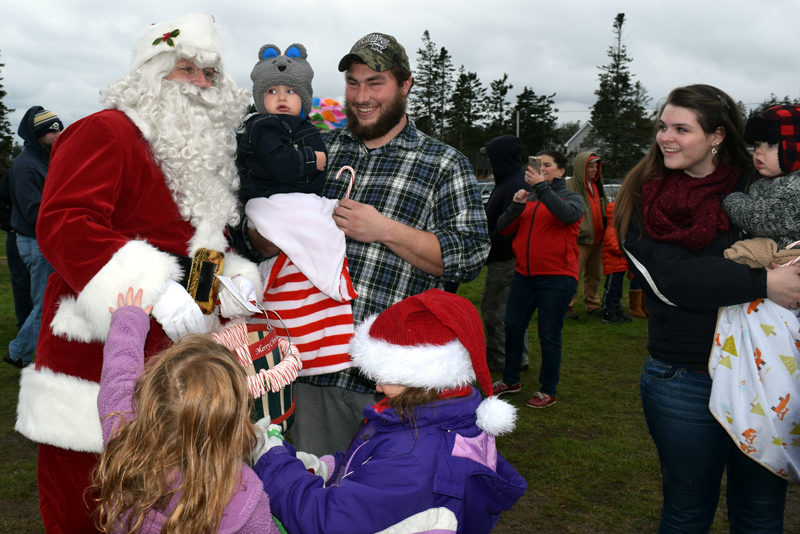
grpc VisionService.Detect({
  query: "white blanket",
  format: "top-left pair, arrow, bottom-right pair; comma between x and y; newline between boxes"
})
709,298 -> 800,482
246,193 -> 348,301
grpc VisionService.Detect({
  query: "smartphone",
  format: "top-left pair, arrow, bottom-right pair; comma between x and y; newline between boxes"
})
527,156 -> 541,173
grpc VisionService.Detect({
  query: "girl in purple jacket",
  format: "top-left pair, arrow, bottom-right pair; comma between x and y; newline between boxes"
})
252,289 -> 527,534
91,288 -> 279,534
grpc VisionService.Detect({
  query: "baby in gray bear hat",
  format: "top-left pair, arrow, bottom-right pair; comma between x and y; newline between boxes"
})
237,43 -> 358,407
237,43 -> 328,202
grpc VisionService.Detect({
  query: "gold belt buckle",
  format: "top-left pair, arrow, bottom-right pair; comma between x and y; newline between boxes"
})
186,248 -> 225,314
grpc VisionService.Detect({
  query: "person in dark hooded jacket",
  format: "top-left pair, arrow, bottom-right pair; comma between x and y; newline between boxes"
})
1,168 -> 33,331
481,135 -> 530,371
4,106 -> 62,368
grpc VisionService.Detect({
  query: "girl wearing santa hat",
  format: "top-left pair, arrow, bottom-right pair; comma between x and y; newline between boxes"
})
251,288 -> 527,534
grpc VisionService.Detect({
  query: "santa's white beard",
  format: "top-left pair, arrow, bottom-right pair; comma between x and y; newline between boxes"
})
145,81 -> 243,232
102,74 -> 249,252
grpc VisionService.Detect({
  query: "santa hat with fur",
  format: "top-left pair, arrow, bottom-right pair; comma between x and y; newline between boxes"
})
130,13 -> 224,72
350,288 -> 517,435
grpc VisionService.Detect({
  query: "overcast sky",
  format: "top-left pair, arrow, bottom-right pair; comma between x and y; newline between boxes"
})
3,0 -> 798,140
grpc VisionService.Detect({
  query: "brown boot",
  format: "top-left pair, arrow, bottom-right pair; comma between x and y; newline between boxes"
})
629,289 -> 648,318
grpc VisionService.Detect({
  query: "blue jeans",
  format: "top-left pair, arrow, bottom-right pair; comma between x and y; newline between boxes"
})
8,235 -> 53,365
503,273 -> 576,394
641,357 -> 786,533
602,271 -> 624,313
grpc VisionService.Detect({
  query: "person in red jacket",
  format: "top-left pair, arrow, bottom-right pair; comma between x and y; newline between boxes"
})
601,202 -> 632,324
490,150 -> 583,408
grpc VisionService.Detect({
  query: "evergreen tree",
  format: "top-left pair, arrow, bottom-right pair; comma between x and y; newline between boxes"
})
486,73 -> 513,138
409,31 -> 454,140
514,86 -> 558,156
444,66 -> 487,154
588,13 -> 652,181
433,46 -> 455,140
0,51 -> 14,175
410,30 -> 438,136
748,93 -> 800,117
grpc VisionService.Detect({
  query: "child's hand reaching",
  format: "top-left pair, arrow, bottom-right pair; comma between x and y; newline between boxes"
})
109,287 -> 153,315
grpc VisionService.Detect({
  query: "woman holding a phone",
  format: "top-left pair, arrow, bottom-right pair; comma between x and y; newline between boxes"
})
491,150 -> 584,408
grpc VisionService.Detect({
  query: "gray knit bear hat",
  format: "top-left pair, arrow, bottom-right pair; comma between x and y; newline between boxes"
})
251,43 -> 313,115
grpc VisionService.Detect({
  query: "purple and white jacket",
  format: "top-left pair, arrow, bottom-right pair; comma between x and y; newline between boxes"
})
254,388 -> 526,533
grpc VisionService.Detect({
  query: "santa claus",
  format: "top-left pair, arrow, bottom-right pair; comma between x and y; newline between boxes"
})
14,13 -> 260,531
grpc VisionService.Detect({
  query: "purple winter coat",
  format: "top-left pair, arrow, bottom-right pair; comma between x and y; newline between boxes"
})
99,306 -> 278,534
254,389 -> 527,533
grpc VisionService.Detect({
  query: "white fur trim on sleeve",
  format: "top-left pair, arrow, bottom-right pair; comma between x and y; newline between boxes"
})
50,240 -> 182,343
349,315 -> 475,389
15,366 -> 104,453
220,251 -> 262,291
476,396 -> 517,436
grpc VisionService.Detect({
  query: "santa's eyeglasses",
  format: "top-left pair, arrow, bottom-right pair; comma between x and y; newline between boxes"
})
173,62 -> 219,82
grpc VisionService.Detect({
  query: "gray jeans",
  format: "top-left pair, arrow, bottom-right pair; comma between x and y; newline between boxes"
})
481,259 -> 528,368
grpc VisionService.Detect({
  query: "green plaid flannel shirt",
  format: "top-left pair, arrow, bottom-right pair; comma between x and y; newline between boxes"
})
300,119 -> 490,393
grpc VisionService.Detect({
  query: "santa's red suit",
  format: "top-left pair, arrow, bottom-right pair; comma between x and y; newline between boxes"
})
15,109 -> 259,531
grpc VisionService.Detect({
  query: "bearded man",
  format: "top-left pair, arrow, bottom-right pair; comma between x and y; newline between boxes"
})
14,14 -> 260,531
247,32 -> 490,456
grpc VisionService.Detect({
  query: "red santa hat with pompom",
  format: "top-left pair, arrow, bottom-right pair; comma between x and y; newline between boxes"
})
350,288 -> 517,435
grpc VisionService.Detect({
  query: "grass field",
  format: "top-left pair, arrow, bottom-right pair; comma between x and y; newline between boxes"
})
0,231 -> 797,533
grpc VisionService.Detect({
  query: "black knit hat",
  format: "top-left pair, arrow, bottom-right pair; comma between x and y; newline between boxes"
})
744,105 -> 800,173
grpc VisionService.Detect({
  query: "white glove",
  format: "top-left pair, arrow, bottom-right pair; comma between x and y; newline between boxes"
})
151,280 -> 207,341
218,275 -> 258,319
251,419 -> 286,463
296,450 -> 330,482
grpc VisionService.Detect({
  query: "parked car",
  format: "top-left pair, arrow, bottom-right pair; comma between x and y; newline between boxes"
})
477,180 -> 495,205
604,182 -> 621,201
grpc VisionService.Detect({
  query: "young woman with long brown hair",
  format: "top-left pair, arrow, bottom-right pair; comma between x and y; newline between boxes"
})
615,84 -> 800,532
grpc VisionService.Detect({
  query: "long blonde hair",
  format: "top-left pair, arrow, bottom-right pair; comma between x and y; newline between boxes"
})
614,84 -> 750,244
91,335 -> 256,534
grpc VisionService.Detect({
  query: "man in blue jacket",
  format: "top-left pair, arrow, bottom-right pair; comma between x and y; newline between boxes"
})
5,106 -> 62,368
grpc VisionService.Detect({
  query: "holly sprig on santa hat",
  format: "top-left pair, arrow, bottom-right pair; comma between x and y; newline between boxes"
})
152,29 -> 180,47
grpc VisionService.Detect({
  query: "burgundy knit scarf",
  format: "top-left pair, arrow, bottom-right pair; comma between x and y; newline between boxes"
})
641,163 -> 739,250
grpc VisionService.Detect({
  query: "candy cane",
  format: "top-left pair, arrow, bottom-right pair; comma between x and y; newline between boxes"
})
781,240 -> 800,266
210,323 -> 252,367
336,165 -> 355,199
246,344 -> 303,397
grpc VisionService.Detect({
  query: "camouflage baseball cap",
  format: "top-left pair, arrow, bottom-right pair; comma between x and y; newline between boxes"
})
338,32 -> 409,73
